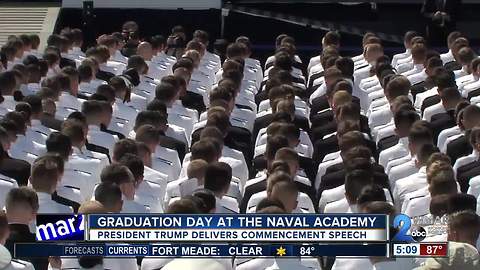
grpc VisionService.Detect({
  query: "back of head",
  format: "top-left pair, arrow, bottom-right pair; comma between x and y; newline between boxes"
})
81,100 -> 104,122
408,122 -> 433,145
187,159 -> 208,180
204,162 -> 232,195
385,75 -> 411,101
269,180 -> 298,213
155,82 -> 178,103
100,164 -> 133,186
192,188 -> 216,214
448,210 -> 480,247
46,132 -> 72,160
78,200 -> 107,214
457,47 -> 476,66
118,153 -> 144,181
357,184 -> 387,206
5,186 -> 39,214
416,144 -> 440,166
191,139 -> 220,163
434,68 -> 456,89
429,169 -> 457,196
430,194 -> 450,218
134,110 -> 165,130
30,156 -> 61,193
345,170 -> 373,205
339,131 -> 366,153
447,194 -> 477,215
323,31 -> 341,47
135,124 -> 160,146
94,182 -> 122,213
255,198 -> 286,213
113,138 -> 138,162
411,43 -> 427,63
166,198 -> 201,214
462,104 -> 480,130
265,135 -> 289,161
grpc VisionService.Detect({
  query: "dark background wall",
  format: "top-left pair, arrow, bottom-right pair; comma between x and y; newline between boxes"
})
53,2 -> 480,64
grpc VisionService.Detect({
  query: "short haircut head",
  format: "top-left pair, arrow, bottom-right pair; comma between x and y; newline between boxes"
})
30,156 -> 61,192
135,124 -> 161,146
357,184 -> 387,206
203,162 -> 232,194
94,182 -> 122,211
118,153 -> 144,180
155,83 -> 178,102
191,139 -> 220,163
23,95 -> 42,115
345,170 -> 373,203
430,194 -> 450,217
100,164 -> 134,185
192,188 -> 216,214
417,144 -> 440,165
46,132 -> 72,160
385,75 -> 411,100
256,198 -> 286,213
266,171 -> 293,195
166,198 -> 201,214
5,187 -> 39,213
187,159 -> 208,180
265,135 -> 289,161
447,193 -> 477,214
113,138 -> 138,161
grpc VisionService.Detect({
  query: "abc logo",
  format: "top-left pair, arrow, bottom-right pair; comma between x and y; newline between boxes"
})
392,214 -> 426,242
410,226 -> 426,242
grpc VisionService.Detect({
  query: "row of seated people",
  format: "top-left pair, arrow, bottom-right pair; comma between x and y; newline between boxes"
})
0,20 -> 478,269
303,29 -> 480,269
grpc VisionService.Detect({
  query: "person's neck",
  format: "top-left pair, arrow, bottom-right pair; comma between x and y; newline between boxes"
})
444,102 -> 458,111
6,216 -> 30,225
88,121 -> 101,127
73,143 -> 85,150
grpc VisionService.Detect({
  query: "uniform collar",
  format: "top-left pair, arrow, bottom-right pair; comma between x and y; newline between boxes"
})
72,147 -> 83,155
88,125 -> 101,131
348,204 -> 358,213
31,119 -> 42,127
215,196 -> 222,211
413,64 -> 424,71
399,137 -> 409,148
36,191 -> 52,199
3,96 -> 14,102
419,166 -> 427,175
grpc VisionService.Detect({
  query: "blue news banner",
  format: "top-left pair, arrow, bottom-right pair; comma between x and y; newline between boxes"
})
24,214 -> 389,257
15,243 -> 388,257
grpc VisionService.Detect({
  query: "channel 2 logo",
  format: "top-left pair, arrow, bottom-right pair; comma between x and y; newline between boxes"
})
392,214 -> 427,242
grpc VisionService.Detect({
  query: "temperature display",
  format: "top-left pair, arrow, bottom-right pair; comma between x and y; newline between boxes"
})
393,243 -> 447,257
419,243 -> 448,257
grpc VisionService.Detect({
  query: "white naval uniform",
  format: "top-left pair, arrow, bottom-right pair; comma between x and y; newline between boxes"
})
36,192 -> 73,214
0,174 -> 17,210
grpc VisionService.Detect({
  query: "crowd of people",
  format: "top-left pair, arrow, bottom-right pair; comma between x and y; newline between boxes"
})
0,19 -> 478,269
